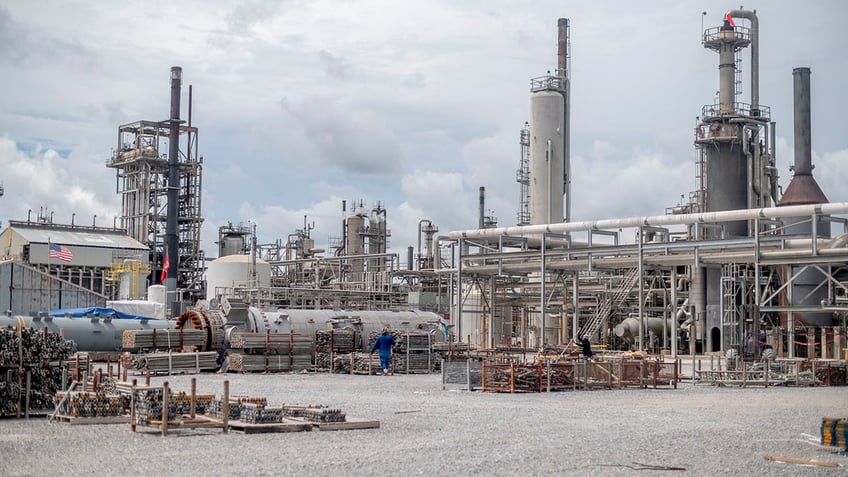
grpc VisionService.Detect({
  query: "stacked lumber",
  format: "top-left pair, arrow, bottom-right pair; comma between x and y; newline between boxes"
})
54,391 -> 123,418
0,328 -> 77,417
132,351 -> 219,374
821,417 -> 848,449
122,329 -> 206,351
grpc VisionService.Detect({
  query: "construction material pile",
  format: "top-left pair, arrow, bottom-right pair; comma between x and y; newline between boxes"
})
821,417 -> 847,450
226,331 -> 313,373
225,352 -> 312,372
132,387 -> 214,425
0,327 -> 77,416
316,329 -> 357,350
239,402 -> 286,424
315,329 -> 357,370
288,406 -> 346,423
330,352 -> 382,374
206,395 -> 266,421
122,329 -> 206,351
54,391 -> 123,418
132,351 -> 219,374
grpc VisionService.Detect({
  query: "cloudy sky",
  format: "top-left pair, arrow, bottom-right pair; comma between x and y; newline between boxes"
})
1,0 -> 847,261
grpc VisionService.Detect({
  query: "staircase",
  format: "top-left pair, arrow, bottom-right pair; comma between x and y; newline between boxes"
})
560,268 -> 640,357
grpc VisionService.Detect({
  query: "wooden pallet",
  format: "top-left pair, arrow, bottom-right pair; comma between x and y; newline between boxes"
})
290,416 -> 380,431
53,415 -> 131,425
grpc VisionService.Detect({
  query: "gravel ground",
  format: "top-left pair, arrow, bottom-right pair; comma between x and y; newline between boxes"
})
0,372 -> 845,476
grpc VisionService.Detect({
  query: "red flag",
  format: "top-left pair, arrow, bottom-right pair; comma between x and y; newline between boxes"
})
725,12 -> 735,27
160,252 -> 169,282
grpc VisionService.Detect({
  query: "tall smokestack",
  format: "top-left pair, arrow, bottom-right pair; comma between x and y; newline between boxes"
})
478,186 -> 485,229
557,18 -> 568,78
777,67 -> 828,207
793,67 -> 812,175
166,66 -> 182,316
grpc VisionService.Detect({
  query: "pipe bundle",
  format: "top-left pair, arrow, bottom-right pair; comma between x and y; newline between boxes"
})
315,329 -> 357,351
239,402 -> 286,424
132,387 -> 214,424
122,329 -> 207,351
225,353 -> 312,373
0,327 -> 77,417
206,396 -> 266,421
132,351 -> 219,374
228,331 -> 312,351
290,406 -> 346,423
54,391 -> 123,418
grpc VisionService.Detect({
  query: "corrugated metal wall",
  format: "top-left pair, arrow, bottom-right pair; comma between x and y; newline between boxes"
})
0,261 -> 106,315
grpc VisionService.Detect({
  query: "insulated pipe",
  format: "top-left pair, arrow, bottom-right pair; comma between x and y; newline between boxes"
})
449,202 -> 848,240
729,9 -> 759,112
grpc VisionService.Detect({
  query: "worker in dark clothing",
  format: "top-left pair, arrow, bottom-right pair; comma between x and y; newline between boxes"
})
370,328 -> 396,375
577,335 -> 593,362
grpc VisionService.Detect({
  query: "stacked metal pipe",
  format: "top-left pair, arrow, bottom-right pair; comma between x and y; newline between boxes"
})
206,396 -> 266,421
122,329 -> 207,351
132,387 -> 214,424
225,353 -> 312,373
315,329 -> 357,351
0,327 -> 77,416
132,351 -> 219,374
54,391 -> 123,418
239,402 -> 286,424
292,407 -> 346,423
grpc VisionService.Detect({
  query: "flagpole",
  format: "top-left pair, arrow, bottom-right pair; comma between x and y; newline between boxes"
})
47,236 -> 51,312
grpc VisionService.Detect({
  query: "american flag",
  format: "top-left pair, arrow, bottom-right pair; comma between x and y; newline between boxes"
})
49,243 -> 74,262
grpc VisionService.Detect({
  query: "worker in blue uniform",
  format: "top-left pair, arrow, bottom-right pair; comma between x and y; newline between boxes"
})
370,328 -> 396,375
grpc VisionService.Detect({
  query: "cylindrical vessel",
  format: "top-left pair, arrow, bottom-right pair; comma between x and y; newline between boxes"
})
704,142 -> 748,237
205,255 -> 271,300
241,308 -> 443,352
529,90 -> 565,225
0,315 -> 174,352
148,285 -> 167,307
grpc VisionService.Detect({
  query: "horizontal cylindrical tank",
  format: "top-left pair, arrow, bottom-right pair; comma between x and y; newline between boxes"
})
205,254 -> 271,300
529,90 -> 565,225
0,314 -> 175,352
614,316 -> 673,341
239,308 -> 444,352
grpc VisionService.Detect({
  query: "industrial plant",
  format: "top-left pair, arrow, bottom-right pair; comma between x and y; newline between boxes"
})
0,8 -> 846,414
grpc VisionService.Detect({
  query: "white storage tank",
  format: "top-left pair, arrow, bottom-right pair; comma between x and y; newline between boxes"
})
205,254 -> 271,301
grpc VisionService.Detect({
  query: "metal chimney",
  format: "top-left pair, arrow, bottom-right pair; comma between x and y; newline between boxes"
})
777,67 -> 828,207
166,66 -> 182,317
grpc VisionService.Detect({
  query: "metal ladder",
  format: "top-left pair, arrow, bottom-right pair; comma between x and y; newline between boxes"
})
560,267 -> 640,357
